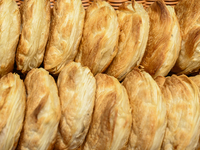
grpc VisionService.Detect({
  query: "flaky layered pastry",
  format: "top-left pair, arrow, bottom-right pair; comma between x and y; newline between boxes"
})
190,75 -> 200,150
17,68 -> 61,150
0,0 -> 20,77
156,75 -> 200,149
83,73 -> 132,150
75,0 -> 119,75
16,0 -> 50,73
55,62 -> 96,150
140,0 -> 181,78
123,68 -> 167,150
106,1 -> 149,81
190,75 -> 200,89
0,73 -> 26,150
44,0 -> 85,75
172,0 -> 200,75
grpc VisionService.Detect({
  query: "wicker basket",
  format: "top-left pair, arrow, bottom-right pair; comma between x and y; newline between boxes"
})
145,0 -> 179,8
15,0 -> 179,10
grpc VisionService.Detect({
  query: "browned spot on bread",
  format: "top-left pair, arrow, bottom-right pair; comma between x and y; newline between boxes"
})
185,27 -> 200,58
152,1 -> 169,21
95,92 -> 116,150
32,92 -> 49,122
64,66 -> 78,91
0,87 -> 11,110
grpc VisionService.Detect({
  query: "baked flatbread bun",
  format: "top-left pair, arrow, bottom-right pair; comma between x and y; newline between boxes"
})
123,68 -> 167,150
106,1 -> 149,81
44,0 -> 85,75
0,73 -> 26,150
83,73 -> 132,150
140,0 -> 181,78
156,75 -> 200,149
0,0 -> 20,77
75,0 -> 119,75
16,0 -> 50,73
172,0 -> 200,75
55,62 -> 96,150
17,68 -> 61,150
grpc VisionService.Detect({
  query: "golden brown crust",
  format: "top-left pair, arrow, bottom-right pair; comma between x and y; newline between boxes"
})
17,68 -> 61,150
175,0 -> 200,37
0,0 -> 20,77
172,26 -> 200,75
197,142 -> 200,150
140,0 -> 181,78
44,0 -> 85,75
83,73 -> 132,150
172,0 -> 200,75
184,27 -> 200,58
160,75 -> 200,149
55,62 -> 96,150
122,68 -> 167,150
75,0 -> 119,75
190,75 -> 200,150
16,0 -> 51,73
190,75 -> 200,90
106,1 -> 149,81
0,73 -> 26,150
155,76 -> 166,88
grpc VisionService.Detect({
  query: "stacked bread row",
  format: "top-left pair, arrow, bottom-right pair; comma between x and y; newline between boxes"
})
1,62 -> 200,150
1,0 -> 200,80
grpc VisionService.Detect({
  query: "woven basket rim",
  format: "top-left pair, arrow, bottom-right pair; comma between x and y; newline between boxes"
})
14,0 -> 179,9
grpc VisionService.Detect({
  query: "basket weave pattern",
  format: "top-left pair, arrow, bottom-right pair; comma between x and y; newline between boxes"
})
15,0 -> 179,9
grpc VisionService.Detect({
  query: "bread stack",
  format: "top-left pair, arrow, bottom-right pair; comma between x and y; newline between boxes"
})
1,0 -> 200,149
172,0 -> 200,75
106,1 -> 149,81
